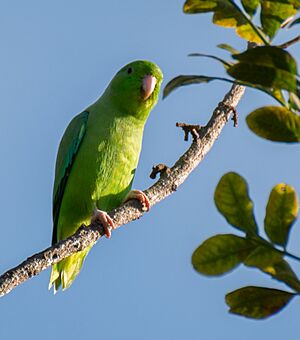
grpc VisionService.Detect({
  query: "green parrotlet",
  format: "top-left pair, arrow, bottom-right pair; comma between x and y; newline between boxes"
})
49,60 -> 163,292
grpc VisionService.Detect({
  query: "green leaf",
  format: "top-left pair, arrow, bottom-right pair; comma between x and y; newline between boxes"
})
261,1 -> 300,39
183,0 -> 266,43
163,75 -> 233,98
228,47 -> 298,93
274,260 -> 300,291
229,63 -> 296,93
192,234 -> 256,276
264,184 -> 299,246
217,43 -> 239,55
244,245 -> 300,291
188,53 -> 232,68
226,286 -> 295,319
246,106 -> 300,142
163,73 -> 290,106
244,245 -> 282,270
214,172 -> 258,234
233,46 -> 297,74
241,0 -> 260,16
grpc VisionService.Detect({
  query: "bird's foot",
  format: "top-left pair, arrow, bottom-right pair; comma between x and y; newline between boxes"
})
92,209 -> 115,239
124,190 -> 151,211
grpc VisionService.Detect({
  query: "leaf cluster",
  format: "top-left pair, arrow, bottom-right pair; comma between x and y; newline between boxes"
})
192,172 -> 300,319
184,0 -> 300,42
164,1 -> 300,320
164,0 -> 300,143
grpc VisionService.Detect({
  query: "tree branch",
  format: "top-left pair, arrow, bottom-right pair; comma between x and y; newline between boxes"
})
0,84 -> 245,297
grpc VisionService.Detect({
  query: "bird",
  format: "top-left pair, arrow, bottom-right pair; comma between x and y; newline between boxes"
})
49,60 -> 163,292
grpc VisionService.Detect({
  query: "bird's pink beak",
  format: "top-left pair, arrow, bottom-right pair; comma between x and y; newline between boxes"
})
142,75 -> 157,100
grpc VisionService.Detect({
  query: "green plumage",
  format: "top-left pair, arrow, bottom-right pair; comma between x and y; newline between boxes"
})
49,60 -> 163,292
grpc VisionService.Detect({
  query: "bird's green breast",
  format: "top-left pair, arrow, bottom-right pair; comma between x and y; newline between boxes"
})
57,104 -> 145,241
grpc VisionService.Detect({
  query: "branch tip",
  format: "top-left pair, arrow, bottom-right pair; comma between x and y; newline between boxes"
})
176,122 -> 202,141
172,183 -> 178,191
218,103 -> 238,127
150,163 -> 170,179
231,108 -> 238,127
277,35 -> 300,49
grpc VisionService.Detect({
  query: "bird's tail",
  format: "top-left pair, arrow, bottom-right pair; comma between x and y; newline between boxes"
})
49,245 -> 92,293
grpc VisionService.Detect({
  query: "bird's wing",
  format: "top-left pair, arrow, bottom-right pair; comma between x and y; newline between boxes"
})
52,111 -> 89,245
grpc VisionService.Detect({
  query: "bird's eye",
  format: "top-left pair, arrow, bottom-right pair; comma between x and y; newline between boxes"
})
127,67 -> 133,74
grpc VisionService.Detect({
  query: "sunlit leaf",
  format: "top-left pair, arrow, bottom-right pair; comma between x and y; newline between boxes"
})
244,245 -> 300,291
217,43 -> 239,54
246,106 -> 300,142
228,47 -> 298,93
183,0 -> 265,43
261,1 -> 300,39
235,22 -> 267,44
264,184 -> 299,246
226,286 -> 295,319
241,0 -> 260,16
214,172 -> 258,234
272,89 -> 285,105
192,234 -> 256,276
289,92 -> 300,111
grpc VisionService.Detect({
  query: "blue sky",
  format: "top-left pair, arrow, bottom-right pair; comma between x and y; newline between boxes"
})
1,1 -> 300,339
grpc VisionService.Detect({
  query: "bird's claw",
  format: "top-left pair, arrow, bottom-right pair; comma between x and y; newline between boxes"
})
92,209 -> 115,238
124,190 -> 151,211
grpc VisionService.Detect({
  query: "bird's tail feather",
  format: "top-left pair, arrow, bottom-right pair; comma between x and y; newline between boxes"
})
49,245 -> 92,293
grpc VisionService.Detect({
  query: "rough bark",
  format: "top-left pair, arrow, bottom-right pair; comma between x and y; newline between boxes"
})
0,84 -> 245,297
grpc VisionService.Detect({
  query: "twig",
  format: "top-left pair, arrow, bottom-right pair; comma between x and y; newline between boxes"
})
176,122 -> 202,141
230,106 -> 238,127
150,164 -> 170,179
0,83 -> 245,297
277,35 -> 300,49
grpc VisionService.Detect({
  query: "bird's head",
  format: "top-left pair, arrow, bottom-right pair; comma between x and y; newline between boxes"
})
105,60 -> 163,121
